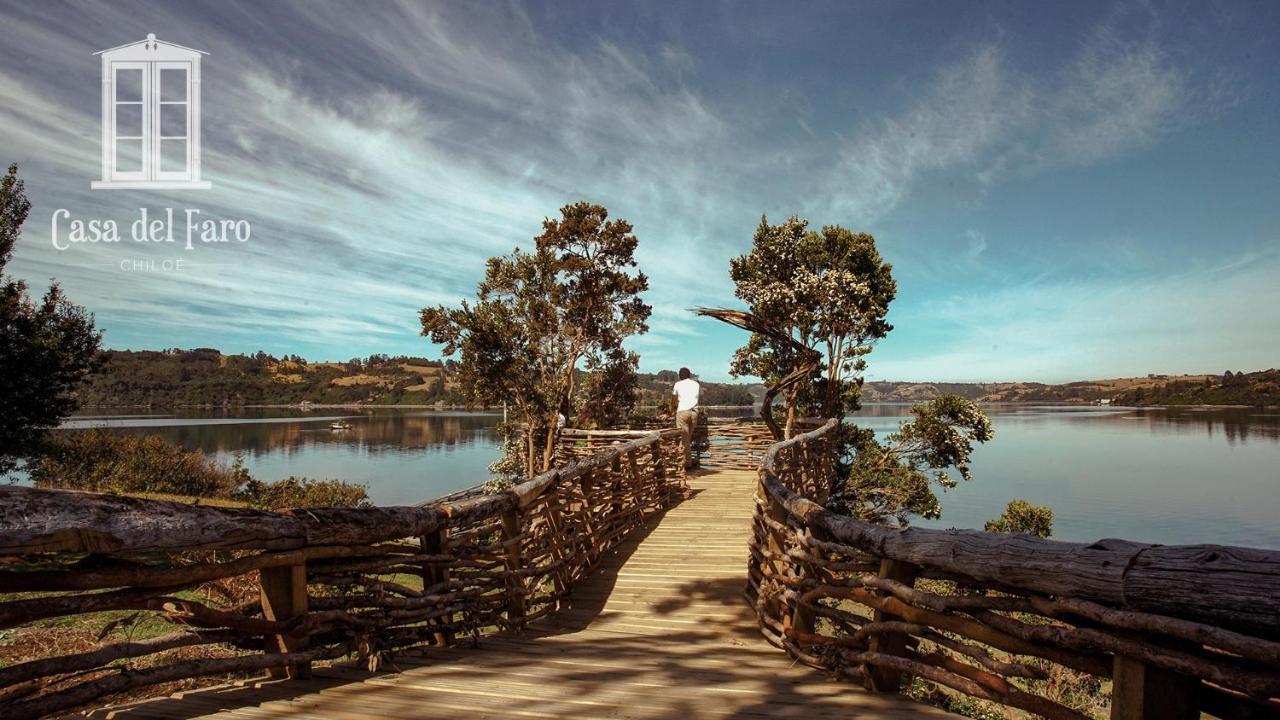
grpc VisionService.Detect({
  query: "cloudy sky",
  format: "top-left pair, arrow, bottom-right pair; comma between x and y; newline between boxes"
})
1,0 -> 1276,382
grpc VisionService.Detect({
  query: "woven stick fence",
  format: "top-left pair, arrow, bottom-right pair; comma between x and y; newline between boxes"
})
750,419 -> 1280,720
581,416 -> 823,471
0,430 -> 686,720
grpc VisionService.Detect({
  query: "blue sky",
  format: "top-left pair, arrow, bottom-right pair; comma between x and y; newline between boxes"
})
1,0 -> 1276,382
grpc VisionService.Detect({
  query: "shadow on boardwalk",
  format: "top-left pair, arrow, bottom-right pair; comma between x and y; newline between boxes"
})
94,467 -> 942,720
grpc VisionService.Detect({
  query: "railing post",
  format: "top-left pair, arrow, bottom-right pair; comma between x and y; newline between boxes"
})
579,469 -> 598,567
864,558 -> 918,692
259,561 -> 310,679
610,455 -> 625,531
420,528 -> 453,646
790,527 -> 817,640
649,440 -> 668,503
500,508 -> 526,626
543,496 -> 572,597
625,450 -> 647,522
762,483 -> 795,644
1111,655 -> 1199,720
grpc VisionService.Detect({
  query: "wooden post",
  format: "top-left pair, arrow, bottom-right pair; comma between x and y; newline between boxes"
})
790,527 -> 817,639
1111,655 -> 1199,720
610,456 -> 625,532
578,469 -> 598,566
543,498 -> 572,597
626,450 -> 648,522
259,562 -> 310,679
864,558 -> 919,692
651,440 -> 674,503
763,488 -> 794,639
420,529 -> 452,646
500,508 -> 526,626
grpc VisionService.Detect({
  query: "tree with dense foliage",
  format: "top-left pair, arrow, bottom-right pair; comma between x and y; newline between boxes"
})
985,498 -> 1054,538
705,214 -> 995,527
575,348 -> 641,429
420,202 -> 650,478
724,216 -> 896,437
0,164 -> 101,474
833,396 -> 994,525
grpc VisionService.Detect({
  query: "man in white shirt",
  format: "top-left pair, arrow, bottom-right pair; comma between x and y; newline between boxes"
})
672,367 -> 701,469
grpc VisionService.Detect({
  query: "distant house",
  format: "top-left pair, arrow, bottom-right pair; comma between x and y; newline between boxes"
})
1097,398 -> 1112,406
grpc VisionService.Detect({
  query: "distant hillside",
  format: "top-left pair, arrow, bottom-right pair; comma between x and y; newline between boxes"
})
1111,369 -> 1280,406
79,349 -> 466,406
638,371 -> 757,408
78,350 -> 1275,409
862,375 -> 1217,404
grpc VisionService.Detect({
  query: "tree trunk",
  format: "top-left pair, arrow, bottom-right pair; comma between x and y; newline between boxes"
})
525,425 -> 536,479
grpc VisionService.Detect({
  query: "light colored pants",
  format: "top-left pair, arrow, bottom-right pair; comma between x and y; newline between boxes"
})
676,409 -> 698,467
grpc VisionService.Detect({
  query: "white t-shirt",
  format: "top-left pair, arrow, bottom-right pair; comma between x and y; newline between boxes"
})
673,378 -> 700,412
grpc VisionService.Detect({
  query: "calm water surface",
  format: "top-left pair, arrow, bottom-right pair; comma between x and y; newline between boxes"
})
60,405 -> 1280,549
61,408 -> 502,506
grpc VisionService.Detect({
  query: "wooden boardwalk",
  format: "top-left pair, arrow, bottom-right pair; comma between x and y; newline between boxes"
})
95,468 -> 947,720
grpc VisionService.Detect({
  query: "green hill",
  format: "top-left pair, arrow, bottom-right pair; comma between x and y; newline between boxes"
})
637,371 -> 757,408
77,349 -> 1276,409
1111,369 -> 1280,406
78,349 -> 465,407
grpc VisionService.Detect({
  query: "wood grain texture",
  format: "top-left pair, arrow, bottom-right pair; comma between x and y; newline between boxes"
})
88,468 -> 947,720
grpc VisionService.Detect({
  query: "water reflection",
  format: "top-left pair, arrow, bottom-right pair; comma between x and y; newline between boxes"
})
62,409 -> 503,506
57,404 -> 1278,548
855,405 -> 1280,549
71,412 -> 497,457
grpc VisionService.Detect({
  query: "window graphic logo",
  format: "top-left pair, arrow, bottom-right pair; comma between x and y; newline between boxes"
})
92,33 -> 210,190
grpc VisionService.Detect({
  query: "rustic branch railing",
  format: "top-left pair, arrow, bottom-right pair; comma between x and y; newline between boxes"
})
0,429 -> 686,720
750,418 -> 1280,720
577,416 -> 822,471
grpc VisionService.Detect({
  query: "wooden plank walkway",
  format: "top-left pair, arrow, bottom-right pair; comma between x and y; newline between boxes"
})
94,468 -> 948,720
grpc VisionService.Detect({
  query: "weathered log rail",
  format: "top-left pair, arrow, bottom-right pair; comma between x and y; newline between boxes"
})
750,418 -> 1280,720
0,429 -> 686,720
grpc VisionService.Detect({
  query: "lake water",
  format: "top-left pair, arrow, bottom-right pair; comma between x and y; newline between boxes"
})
58,405 -> 1280,549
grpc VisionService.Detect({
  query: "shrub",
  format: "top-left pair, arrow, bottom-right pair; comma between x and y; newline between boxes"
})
984,498 -> 1054,538
32,430 -> 369,509
32,430 -> 246,498
236,476 -> 370,510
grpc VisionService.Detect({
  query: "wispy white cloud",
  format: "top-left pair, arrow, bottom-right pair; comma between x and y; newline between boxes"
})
0,2 -> 753,368
0,1 -> 1267,382
964,229 -> 988,259
822,44 -> 1022,222
819,15 -> 1193,223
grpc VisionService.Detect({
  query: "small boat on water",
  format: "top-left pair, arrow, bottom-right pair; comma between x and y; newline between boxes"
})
329,420 -> 352,431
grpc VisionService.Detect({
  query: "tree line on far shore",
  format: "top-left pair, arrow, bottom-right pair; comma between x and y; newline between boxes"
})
1113,369 -> 1280,406
62,347 -> 756,410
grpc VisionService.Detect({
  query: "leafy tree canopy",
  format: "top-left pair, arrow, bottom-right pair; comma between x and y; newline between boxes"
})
834,395 -> 994,525
0,163 -> 101,474
728,216 -> 895,434
985,498 -> 1054,538
708,213 -> 997,527
421,201 -> 650,477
